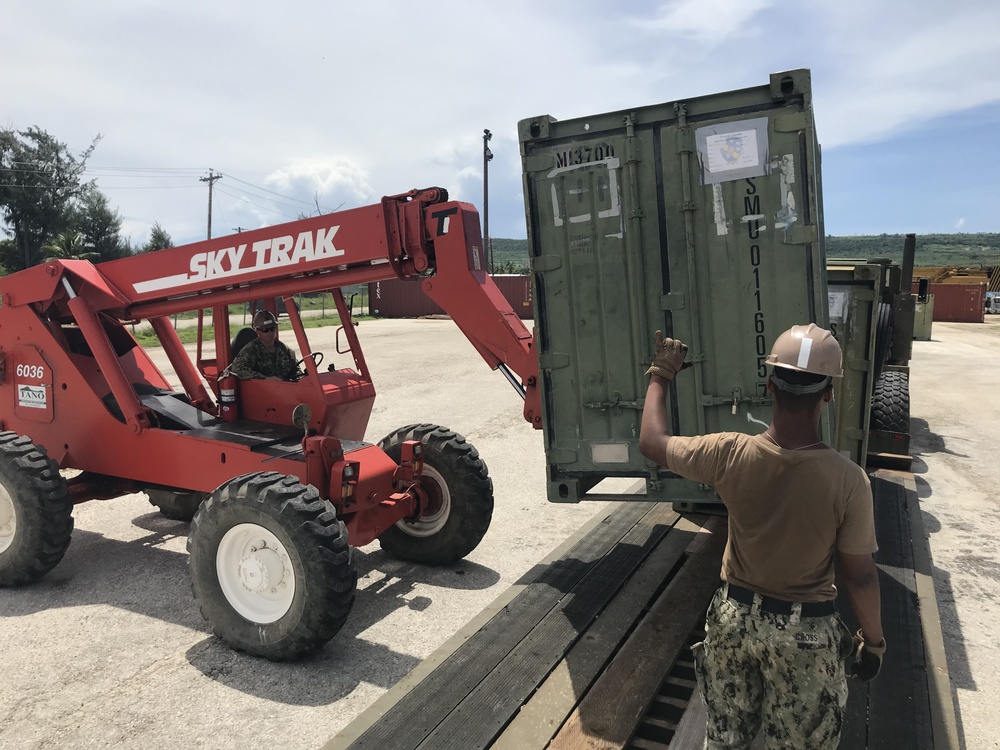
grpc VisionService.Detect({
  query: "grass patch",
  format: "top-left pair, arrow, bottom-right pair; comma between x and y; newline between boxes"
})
129,313 -> 372,348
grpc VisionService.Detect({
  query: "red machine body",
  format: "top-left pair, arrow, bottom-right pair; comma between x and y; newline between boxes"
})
0,188 -> 538,548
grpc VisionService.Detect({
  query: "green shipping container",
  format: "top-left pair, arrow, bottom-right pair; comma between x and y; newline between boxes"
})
519,69 -> 831,506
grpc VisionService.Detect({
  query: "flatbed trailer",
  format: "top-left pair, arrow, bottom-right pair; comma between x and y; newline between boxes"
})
325,469 -> 957,750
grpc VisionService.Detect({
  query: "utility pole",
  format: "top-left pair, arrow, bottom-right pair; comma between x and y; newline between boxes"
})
483,129 -> 493,274
199,169 -> 222,239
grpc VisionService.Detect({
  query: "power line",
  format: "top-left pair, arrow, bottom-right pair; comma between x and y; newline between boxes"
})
214,184 -> 314,215
214,185 -> 300,221
219,173 -> 322,210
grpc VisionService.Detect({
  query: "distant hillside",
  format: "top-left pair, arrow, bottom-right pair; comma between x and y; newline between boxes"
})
826,234 -> 1000,267
487,234 -> 1000,272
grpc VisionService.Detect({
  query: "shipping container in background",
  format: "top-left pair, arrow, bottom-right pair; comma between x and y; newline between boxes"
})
520,69 -> 832,507
909,282 -> 985,323
369,275 -> 533,319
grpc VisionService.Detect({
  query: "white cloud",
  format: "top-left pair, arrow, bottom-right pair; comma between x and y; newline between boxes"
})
955,218 -> 966,230
633,0 -> 774,42
3,0 -> 998,243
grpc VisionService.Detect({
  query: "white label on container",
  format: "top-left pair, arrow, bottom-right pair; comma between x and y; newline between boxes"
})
828,290 -> 849,322
705,130 -> 760,173
590,442 -> 630,464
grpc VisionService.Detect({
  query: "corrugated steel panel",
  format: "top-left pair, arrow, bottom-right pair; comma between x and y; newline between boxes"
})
909,282 -> 984,323
492,274 -> 534,319
368,276 -> 533,319
369,279 -> 444,318
519,69 -> 829,505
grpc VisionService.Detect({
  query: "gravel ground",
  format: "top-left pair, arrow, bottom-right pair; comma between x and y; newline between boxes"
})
1,316 -> 996,749
0,318 -> 604,749
909,319 -> 1000,750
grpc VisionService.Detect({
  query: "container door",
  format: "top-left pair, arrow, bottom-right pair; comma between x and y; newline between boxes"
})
520,70 -> 830,505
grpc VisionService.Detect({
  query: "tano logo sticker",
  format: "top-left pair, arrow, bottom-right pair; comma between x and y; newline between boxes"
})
18,384 -> 47,409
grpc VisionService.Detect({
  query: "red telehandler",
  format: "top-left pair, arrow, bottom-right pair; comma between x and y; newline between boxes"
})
0,188 -> 540,660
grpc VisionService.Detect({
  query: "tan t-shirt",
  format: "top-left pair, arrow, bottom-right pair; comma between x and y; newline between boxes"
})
665,432 -> 876,602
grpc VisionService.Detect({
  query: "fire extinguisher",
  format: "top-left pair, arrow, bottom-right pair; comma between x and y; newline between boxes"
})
217,373 -> 239,422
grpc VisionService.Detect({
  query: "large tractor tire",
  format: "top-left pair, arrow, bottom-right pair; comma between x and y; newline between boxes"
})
873,302 -> 894,380
871,370 -> 910,435
146,489 -> 207,522
377,424 -> 493,565
187,472 -> 356,661
0,432 -> 73,586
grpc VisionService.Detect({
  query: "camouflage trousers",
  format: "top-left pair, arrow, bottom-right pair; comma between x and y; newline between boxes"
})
692,586 -> 854,749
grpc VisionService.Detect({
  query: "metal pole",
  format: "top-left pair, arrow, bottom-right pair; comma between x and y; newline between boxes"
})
483,129 -> 493,274
199,169 -> 222,239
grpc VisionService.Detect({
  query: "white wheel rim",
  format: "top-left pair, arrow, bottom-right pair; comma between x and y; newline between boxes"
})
216,523 -> 295,624
0,485 -> 15,554
396,464 -> 451,537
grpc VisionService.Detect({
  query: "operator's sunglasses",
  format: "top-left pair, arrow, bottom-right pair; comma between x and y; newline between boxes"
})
255,325 -> 277,333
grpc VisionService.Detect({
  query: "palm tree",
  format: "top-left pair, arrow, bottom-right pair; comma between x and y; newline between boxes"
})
41,230 -> 99,262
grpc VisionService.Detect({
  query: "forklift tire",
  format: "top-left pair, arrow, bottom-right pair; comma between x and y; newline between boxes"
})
187,472 -> 356,661
146,489 -> 207,522
870,370 -> 910,435
0,432 -> 74,587
377,424 -> 493,565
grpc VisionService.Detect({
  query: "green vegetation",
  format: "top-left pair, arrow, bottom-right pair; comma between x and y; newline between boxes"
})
485,234 -> 1000,272
129,310 -> 371,348
826,233 -> 1000,267
129,286 -> 372,348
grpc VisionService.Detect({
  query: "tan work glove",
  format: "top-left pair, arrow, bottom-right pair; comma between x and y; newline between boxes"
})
849,630 -> 886,683
645,330 -> 689,380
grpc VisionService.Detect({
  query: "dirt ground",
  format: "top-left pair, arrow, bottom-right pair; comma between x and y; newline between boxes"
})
0,319 -> 605,749
909,319 -> 1000,750
1,317 -> 997,749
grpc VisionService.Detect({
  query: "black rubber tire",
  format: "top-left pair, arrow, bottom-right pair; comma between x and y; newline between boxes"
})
0,432 -> 73,586
873,302 -> 894,380
146,489 -> 206,522
377,424 -> 493,565
870,370 -> 910,435
187,472 -> 356,661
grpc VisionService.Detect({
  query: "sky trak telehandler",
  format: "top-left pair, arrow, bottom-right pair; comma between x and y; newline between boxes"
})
0,187 -> 540,660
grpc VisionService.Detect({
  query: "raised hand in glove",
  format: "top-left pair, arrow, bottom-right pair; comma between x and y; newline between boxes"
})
645,330 -> 689,381
850,630 -> 886,683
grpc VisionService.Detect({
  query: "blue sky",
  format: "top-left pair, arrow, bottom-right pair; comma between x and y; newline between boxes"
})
4,0 -> 998,247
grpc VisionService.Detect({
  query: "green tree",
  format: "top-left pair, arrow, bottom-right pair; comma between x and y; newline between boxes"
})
72,186 -> 129,262
41,230 -> 99,261
141,222 -> 174,253
0,127 -> 99,270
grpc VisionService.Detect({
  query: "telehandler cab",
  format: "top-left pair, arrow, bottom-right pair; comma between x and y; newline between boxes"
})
0,187 -> 539,660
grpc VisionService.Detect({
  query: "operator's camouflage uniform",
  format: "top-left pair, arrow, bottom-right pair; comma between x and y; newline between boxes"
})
693,587 -> 854,748
229,339 -> 301,380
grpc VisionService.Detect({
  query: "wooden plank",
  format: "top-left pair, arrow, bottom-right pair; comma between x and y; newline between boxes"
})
414,504 -> 685,750
667,683 -> 707,749
492,515 -> 712,750
883,470 -> 960,750
867,474 -> 932,750
330,502 -> 655,750
548,524 -> 726,749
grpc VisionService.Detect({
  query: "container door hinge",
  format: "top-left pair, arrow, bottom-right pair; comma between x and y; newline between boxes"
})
538,353 -> 571,370
547,447 -> 577,465
659,293 -> 686,311
774,112 -> 811,133
780,224 -> 818,246
531,255 -> 563,273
